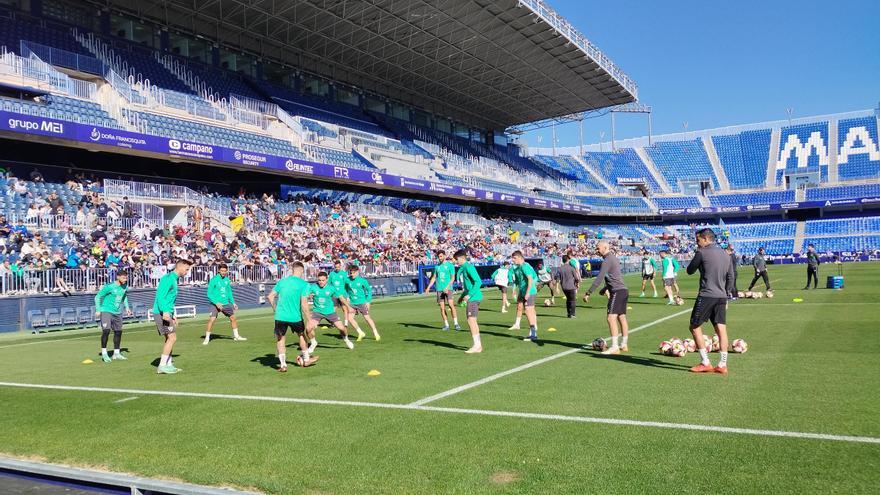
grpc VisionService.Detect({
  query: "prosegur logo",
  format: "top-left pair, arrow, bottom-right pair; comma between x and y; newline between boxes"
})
7,118 -> 63,134
233,150 -> 242,161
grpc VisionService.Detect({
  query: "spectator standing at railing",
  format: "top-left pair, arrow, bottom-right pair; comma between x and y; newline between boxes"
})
47,192 -> 64,214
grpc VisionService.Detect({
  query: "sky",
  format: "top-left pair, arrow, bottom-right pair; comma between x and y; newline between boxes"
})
519,0 -> 880,151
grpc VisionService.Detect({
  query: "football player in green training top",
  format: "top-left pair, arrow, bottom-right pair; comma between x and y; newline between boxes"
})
423,250 -> 460,331
328,259 -> 352,328
308,271 -> 355,350
203,264 -> 245,345
94,270 -> 132,363
268,261 -> 316,371
509,250 -> 539,342
344,264 -> 380,341
152,259 -> 193,374
454,249 -> 483,354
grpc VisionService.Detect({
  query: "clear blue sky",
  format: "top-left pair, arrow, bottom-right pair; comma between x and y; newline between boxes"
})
519,0 -> 880,151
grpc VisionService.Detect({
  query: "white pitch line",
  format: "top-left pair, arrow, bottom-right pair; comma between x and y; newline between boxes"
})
114,396 -> 139,404
0,381 -> 877,445
408,308 -> 692,407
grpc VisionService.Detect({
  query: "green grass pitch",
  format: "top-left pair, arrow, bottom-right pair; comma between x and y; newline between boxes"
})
0,262 -> 878,494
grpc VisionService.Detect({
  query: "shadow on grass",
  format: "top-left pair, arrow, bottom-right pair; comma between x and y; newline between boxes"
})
403,338 -> 467,351
401,322 -> 442,330
584,351 -> 691,370
251,353 -> 280,369
201,334 -> 232,342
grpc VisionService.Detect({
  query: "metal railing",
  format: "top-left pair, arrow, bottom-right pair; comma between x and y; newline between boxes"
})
0,261 -> 419,297
0,50 -> 97,100
19,40 -> 104,75
103,179 -> 232,221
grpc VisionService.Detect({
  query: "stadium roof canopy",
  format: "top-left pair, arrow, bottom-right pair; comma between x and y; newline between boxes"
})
90,0 -> 638,130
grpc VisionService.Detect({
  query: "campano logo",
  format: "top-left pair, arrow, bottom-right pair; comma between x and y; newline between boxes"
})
168,139 -> 181,150
233,150 -> 242,161
285,159 -> 295,171
89,128 -> 101,142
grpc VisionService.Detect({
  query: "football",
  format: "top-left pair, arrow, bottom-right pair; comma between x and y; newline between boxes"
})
711,334 -> 720,351
737,291 -> 745,298
766,290 -> 774,298
732,338 -> 749,353
295,354 -> 306,367
670,342 -> 687,357
754,291 -> 763,299
591,337 -> 608,351
659,340 -> 673,354
744,291 -> 753,298
544,299 -> 552,307
683,338 -> 696,353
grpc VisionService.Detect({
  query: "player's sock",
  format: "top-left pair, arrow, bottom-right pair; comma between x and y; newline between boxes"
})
621,336 -> 628,348
611,335 -> 619,349
639,291 -> 645,297
232,328 -> 240,338
203,333 -> 211,344
514,317 -> 521,327
442,318 -> 449,328
302,350 -> 310,362
344,320 -> 349,327
718,351 -> 728,368
698,348 -> 710,365
453,318 -> 459,326
473,334 -> 481,347
159,355 -> 169,366
101,348 -> 108,356
529,325 -> 537,338
278,353 -> 286,367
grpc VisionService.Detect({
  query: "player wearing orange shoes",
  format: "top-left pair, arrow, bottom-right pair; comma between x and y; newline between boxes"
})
686,228 -> 735,374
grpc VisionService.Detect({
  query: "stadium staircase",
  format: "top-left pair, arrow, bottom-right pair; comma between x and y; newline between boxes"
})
641,196 -> 658,211
697,195 -> 711,207
795,188 -> 806,202
765,128 -> 781,188
572,155 -> 616,192
794,221 -> 807,253
103,179 -> 232,231
702,136 -> 730,190
827,119 -> 839,184
633,147 -> 672,193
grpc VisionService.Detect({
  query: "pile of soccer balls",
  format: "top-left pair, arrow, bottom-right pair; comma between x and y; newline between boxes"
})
659,336 -> 749,357
737,290 -> 774,299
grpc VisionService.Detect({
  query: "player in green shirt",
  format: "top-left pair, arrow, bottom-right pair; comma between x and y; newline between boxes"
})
344,264 -> 380,341
307,271 -> 355,351
203,264 -> 245,345
423,250 -> 460,331
94,270 -> 132,363
152,259 -> 192,374
328,259 -> 352,328
509,250 -> 539,342
268,261 -> 316,371
640,249 -> 659,298
454,249 -> 483,354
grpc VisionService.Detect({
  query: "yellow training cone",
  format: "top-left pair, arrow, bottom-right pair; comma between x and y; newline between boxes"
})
547,327 -> 557,332
82,359 -> 94,364
792,298 -> 804,303
627,306 -> 633,310
367,369 -> 381,376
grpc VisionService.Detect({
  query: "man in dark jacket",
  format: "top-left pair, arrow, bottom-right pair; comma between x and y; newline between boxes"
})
554,255 -> 581,318
803,244 -> 820,289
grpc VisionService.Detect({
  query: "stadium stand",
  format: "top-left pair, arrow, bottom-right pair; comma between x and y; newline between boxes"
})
712,129 -> 772,189
837,117 -> 880,180
581,149 -> 661,191
646,140 -> 718,190
708,190 -> 795,206
776,121 -> 829,184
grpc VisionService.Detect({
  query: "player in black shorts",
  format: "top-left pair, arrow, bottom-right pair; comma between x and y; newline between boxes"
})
686,228 -> 735,375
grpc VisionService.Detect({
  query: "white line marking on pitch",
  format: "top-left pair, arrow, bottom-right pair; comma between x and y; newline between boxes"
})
0,381 -> 876,445
408,308 -> 692,407
114,396 -> 139,404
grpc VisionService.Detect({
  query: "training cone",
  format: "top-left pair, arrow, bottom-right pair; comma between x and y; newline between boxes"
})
792,298 -> 804,303
547,327 -> 557,332
627,306 -> 633,310
82,358 -> 94,364
367,369 -> 381,376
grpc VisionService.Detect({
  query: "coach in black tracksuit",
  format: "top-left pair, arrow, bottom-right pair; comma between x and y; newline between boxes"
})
804,244 -> 820,289
555,254 -> 581,317
747,247 -> 771,292
725,244 -> 738,298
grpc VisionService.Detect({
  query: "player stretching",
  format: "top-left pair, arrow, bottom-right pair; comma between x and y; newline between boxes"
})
490,261 -> 513,313
659,250 -> 680,305
583,241 -> 629,355
345,264 -> 380,341
203,264 -> 245,345
686,228 -> 735,374
95,270 -> 132,363
268,261 -> 316,371
639,249 -> 658,298
536,262 -> 556,305
803,244 -> 820,290
747,247 -> 772,293
509,251 -> 539,342
153,259 -> 192,374
453,249 -> 483,353
308,271 -> 355,350
424,250 -> 460,331
328,260 -> 351,327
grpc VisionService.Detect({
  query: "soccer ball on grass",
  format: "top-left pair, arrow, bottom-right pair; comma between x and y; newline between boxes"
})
732,338 -> 748,353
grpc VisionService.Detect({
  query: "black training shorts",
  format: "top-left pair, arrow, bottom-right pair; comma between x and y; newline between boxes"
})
690,296 -> 727,327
